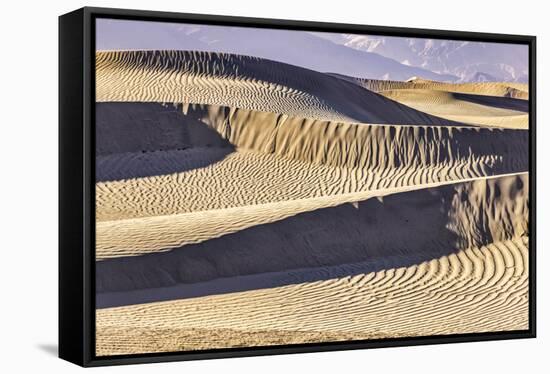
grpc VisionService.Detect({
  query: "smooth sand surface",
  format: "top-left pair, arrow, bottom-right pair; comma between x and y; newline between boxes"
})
95,49 -> 530,356
96,236 -> 528,355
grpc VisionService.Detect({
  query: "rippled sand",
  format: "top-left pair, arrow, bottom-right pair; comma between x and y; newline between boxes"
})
334,75 -> 529,99
96,51 -> 460,125
95,50 -> 530,356
97,237 -> 528,355
380,89 -> 528,128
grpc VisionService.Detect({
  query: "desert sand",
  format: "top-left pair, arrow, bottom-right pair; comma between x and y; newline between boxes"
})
95,102 -> 527,221
97,236 -> 528,354
380,89 -> 528,128
96,172 -> 526,260
332,74 -> 529,99
96,51 -> 463,125
94,50 -> 530,356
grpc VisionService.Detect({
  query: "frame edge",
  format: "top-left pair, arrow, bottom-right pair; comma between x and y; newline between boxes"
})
64,6 -> 537,366
59,7 -> 87,367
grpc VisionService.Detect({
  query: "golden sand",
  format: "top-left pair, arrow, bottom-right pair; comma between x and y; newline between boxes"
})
96,50 -> 460,125
97,237 -> 528,355
97,172 -> 527,260
380,89 -> 528,128
339,75 -> 529,99
94,50 -> 530,356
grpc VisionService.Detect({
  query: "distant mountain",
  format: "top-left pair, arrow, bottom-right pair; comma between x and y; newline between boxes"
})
313,33 -> 528,83
468,72 -> 499,83
96,19 -> 458,82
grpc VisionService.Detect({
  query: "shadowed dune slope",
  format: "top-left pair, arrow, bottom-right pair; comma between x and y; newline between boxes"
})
381,89 -> 529,129
96,102 -> 528,173
97,148 -> 234,182
96,50 -> 461,125
96,173 -> 528,294
179,103 -> 528,169
96,102 -> 232,155
453,92 -> 529,112
330,74 -> 529,99
95,102 -> 236,181
96,236 -> 528,354
95,113 -> 527,221
95,102 -> 528,221
94,178 -> 480,260
379,89 -> 528,129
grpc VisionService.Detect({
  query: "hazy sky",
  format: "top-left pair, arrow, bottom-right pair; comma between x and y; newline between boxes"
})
96,18 -> 528,82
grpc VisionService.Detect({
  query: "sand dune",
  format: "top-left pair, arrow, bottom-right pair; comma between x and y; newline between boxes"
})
96,182 -> 432,260
94,47 -> 530,357
96,51 -> 461,125
96,173 -> 527,294
97,102 -> 528,171
331,74 -> 529,99
96,21 -> 459,82
178,103 -> 527,165
96,142 -> 526,221
323,75 -> 529,129
96,236 -> 528,354
95,103 -> 527,221
379,89 -> 528,129
96,102 -> 232,156
96,173 -> 527,260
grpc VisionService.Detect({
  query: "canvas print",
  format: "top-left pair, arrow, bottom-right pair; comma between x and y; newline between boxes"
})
94,18 -> 530,356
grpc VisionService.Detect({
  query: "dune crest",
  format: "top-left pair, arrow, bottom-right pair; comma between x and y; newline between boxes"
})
96,50 -> 461,125
93,43 -> 530,356
379,89 -> 528,128
96,172 -> 527,260
331,73 -> 529,99
95,173 -> 528,294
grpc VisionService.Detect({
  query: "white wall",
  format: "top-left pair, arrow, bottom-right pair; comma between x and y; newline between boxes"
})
1,0 -> 547,372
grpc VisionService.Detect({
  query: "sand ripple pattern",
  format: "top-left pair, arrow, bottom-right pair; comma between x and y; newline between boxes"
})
96,146 -> 522,222
96,51 -> 459,125
95,102 -> 527,221
335,75 -> 529,99
379,89 -> 528,129
96,111 -> 527,222
96,173 -> 528,260
94,50 -> 531,356
96,237 -> 528,355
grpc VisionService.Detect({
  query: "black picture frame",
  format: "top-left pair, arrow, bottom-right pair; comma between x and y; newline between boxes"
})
59,6 -> 537,367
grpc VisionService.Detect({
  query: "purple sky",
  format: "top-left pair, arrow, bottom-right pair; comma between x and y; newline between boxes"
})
96,18 -> 528,82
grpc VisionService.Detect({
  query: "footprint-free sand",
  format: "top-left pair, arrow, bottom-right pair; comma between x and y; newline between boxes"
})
94,50 -> 530,355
